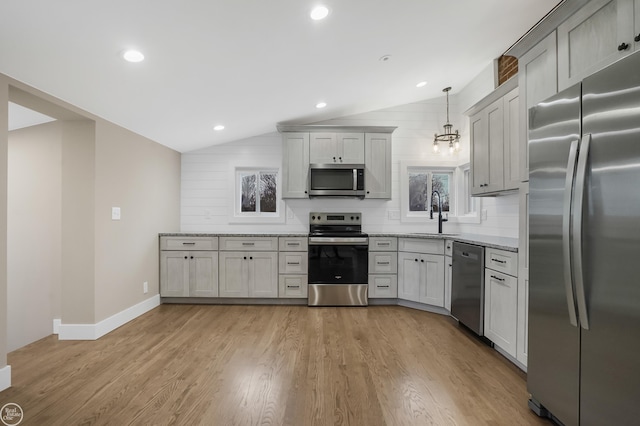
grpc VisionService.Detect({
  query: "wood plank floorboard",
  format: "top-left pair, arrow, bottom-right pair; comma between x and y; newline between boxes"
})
0,305 -> 552,425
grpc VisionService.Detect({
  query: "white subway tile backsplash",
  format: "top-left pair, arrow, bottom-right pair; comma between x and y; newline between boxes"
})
180,96 -> 519,238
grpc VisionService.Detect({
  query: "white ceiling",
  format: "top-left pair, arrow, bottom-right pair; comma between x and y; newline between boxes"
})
0,0 -> 560,153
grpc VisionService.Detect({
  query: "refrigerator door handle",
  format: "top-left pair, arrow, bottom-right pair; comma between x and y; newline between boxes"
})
573,133 -> 591,330
562,139 -> 580,327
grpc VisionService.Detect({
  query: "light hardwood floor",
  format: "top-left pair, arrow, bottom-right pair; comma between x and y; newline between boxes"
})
0,305 -> 551,425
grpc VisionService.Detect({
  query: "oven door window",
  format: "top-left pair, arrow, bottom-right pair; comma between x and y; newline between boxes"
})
308,244 -> 368,284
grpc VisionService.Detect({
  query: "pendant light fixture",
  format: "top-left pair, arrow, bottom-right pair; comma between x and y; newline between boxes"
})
433,87 -> 460,154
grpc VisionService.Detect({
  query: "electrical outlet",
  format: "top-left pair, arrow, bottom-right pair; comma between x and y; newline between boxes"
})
204,209 -> 212,220
143,281 -> 148,294
388,210 -> 400,220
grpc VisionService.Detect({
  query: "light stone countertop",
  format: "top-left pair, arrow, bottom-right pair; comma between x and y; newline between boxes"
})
160,233 -> 518,252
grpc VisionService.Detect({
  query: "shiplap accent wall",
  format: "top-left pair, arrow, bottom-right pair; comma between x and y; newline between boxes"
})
181,94 -> 519,238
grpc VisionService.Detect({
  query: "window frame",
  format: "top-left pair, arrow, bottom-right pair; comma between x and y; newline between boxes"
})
400,160 -> 480,224
229,166 -> 285,224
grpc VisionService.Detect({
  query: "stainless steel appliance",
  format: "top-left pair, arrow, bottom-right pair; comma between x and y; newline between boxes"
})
528,51 -> 640,425
450,242 -> 485,335
308,164 -> 365,198
308,212 -> 368,306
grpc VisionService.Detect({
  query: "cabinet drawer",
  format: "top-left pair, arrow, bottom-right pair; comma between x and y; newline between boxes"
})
368,252 -> 398,274
160,236 -> 218,251
444,239 -> 454,257
369,237 -> 398,251
485,248 -> 518,277
279,252 -> 308,274
369,275 -> 398,298
278,237 -> 308,252
220,237 -> 278,251
398,238 -> 444,255
279,275 -> 308,298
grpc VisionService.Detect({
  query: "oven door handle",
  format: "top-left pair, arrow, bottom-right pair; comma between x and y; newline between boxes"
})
309,237 -> 369,245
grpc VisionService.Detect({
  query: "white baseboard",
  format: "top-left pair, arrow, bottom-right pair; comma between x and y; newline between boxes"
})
53,319 -> 61,335
0,365 -> 11,392
58,295 -> 160,341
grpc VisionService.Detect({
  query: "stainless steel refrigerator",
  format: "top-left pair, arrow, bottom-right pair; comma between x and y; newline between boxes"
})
528,51 -> 640,425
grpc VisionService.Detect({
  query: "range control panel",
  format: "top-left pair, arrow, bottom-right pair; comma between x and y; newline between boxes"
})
309,212 -> 362,226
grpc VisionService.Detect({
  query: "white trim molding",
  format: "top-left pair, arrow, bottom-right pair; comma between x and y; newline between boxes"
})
53,319 -> 61,335
0,365 -> 11,392
58,295 -> 160,340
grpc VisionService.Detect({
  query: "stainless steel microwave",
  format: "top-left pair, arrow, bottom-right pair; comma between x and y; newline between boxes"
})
308,164 -> 365,198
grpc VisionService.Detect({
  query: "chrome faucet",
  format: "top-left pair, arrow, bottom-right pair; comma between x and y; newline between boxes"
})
430,190 -> 448,234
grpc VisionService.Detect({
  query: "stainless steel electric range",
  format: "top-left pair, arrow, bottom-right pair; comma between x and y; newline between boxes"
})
307,212 -> 368,306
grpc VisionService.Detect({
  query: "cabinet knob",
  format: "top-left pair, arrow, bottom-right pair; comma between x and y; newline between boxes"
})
190,256 -> 194,259
635,34 -> 640,42
333,156 -> 336,161
421,259 -> 424,263
250,256 -> 253,260
339,157 -> 342,162
618,42 -> 630,51
414,258 -> 418,262
304,190 -> 308,194
243,256 -> 247,260
366,191 -> 370,194
184,256 -> 188,259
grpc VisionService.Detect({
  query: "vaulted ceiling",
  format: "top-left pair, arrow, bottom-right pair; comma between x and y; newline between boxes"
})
1,0 -> 560,152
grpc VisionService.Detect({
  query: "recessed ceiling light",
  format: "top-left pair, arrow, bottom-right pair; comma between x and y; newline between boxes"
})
316,102 -> 327,109
310,6 -> 329,20
214,125 -> 225,131
416,81 -> 428,88
122,49 -> 145,63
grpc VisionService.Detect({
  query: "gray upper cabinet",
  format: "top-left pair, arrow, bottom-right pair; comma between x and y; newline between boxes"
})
278,125 -> 396,199
309,132 -> 364,164
557,0 -> 635,91
518,31 -> 558,182
281,132 -> 310,198
468,79 -> 519,196
364,133 -> 392,199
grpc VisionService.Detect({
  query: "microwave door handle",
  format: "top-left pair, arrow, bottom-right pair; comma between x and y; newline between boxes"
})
353,168 -> 357,190
562,139 -> 579,327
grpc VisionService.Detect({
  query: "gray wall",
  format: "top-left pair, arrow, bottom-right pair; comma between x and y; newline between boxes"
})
0,73 -> 181,370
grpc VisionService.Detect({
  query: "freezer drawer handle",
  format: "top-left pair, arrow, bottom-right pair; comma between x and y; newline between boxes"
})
490,275 -> 505,282
573,134 -> 591,330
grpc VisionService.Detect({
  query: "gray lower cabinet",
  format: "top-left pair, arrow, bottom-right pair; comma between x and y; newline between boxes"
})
397,238 -> 445,307
160,237 -> 219,297
368,237 -> 398,298
219,251 -> 278,298
278,237 -> 308,298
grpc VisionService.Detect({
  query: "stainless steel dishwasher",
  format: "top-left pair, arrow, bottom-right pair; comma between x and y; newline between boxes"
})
451,242 -> 485,336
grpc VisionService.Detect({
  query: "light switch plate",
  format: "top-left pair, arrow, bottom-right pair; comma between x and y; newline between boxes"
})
112,207 -> 121,220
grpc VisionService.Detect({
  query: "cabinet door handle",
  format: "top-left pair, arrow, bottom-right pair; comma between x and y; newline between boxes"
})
339,156 -> 342,162
182,242 -> 196,245
287,242 -> 300,246
287,285 -> 300,289
242,242 -> 255,246
378,242 -> 390,246
491,275 -> 505,282
618,42 -> 630,51
287,262 -> 300,265
377,261 -> 390,265
377,285 -> 390,288
492,258 -> 506,264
